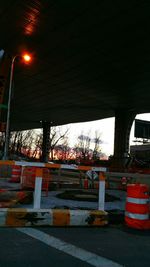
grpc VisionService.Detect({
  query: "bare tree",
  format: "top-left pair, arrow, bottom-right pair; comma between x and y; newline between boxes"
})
31,126 -> 69,161
54,137 -> 72,162
8,126 -> 69,161
10,130 -> 35,157
74,130 -> 103,163
31,132 -> 42,159
75,131 -> 92,160
49,127 -> 69,160
92,130 -> 102,160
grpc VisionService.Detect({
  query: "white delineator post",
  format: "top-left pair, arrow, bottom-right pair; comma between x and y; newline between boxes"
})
33,168 -> 43,209
98,172 -> 105,211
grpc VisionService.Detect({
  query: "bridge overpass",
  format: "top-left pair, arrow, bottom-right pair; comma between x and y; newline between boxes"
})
0,1 -> 150,167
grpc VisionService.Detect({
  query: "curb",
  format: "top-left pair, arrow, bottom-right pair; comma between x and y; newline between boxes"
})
0,209 -> 108,227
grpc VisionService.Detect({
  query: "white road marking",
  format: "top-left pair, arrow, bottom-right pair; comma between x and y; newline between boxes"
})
17,228 -> 123,267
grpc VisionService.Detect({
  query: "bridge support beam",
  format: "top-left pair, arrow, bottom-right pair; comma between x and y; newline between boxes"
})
41,121 -> 50,163
112,109 -> 136,171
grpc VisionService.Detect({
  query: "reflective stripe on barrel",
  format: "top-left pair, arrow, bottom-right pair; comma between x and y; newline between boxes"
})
125,212 -> 149,220
10,165 -> 21,182
127,197 -> 149,204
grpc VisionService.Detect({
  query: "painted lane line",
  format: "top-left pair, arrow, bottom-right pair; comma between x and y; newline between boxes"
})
17,228 -> 123,267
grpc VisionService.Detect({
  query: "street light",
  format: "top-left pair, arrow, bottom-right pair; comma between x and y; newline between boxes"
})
3,52 -> 32,160
22,53 -> 32,63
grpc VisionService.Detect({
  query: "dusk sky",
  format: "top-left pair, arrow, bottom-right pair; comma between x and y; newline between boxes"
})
62,113 -> 150,157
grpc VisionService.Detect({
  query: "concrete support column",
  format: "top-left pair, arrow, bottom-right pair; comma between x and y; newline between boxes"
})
41,121 -> 50,162
112,109 -> 136,170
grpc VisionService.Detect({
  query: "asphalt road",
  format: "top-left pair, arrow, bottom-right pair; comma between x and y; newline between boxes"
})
0,225 -> 150,267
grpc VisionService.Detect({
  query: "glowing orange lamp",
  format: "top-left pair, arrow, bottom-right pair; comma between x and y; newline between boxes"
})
22,53 -> 32,63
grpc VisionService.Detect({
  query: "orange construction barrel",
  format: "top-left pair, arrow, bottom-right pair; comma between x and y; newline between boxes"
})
9,165 -> 21,183
84,177 -> 88,189
21,167 -> 50,196
125,184 -> 150,230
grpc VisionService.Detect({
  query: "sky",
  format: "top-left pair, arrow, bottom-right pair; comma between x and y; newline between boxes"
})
61,113 -> 150,157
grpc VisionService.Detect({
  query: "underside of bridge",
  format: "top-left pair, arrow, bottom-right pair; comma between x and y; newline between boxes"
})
0,1 -> 150,165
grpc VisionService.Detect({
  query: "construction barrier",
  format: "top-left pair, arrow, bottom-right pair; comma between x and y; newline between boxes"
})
9,165 -> 21,183
94,180 -> 109,189
125,184 -> 150,230
0,208 -> 108,227
21,167 -> 50,196
0,160 -> 106,171
0,161 -> 107,218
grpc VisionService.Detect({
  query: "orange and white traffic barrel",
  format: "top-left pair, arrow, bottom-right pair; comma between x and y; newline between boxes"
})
125,184 -> 150,230
21,167 -> 50,196
84,177 -> 88,189
9,165 -> 21,183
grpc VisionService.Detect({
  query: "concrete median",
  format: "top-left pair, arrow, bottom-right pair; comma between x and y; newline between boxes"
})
0,208 -> 108,227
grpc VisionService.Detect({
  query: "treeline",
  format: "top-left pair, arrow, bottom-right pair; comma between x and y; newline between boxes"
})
0,127 -> 106,163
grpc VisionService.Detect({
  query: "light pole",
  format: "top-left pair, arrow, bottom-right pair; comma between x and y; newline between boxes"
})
3,53 -> 31,160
